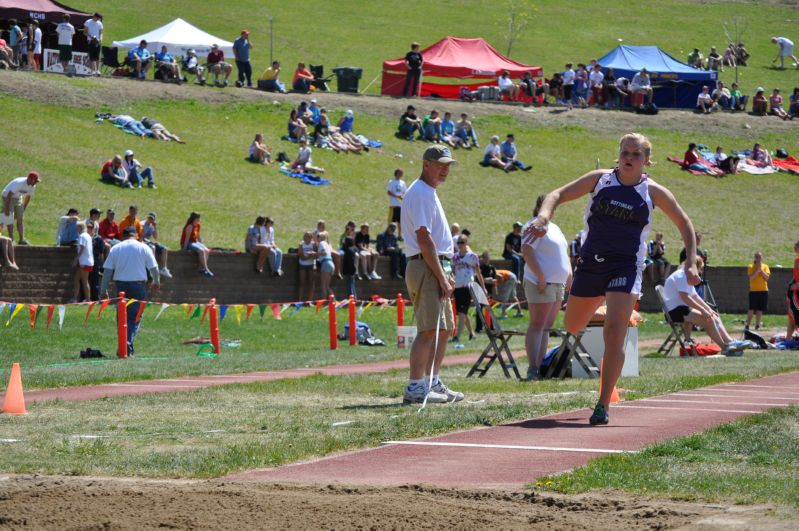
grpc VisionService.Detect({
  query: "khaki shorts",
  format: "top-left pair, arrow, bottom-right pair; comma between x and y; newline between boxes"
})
524,278 -> 565,304
405,259 -> 454,332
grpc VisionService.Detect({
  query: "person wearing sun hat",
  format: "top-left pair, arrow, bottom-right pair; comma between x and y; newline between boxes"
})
2,171 -> 41,245
233,29 -> 253,88
401,145 -> 465,405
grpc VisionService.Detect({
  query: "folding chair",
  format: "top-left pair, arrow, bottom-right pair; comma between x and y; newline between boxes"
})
100,46 -> 121,76
655,285 -> 688,356
466,281 -> 523,379
540,329 -> 599,379
309,64 -> 333,92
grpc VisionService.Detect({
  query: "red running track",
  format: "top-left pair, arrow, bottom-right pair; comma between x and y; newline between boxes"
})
226,372 -> 799,489
1,354 -> 481,404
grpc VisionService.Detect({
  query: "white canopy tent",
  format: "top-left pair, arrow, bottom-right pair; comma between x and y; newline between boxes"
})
112,18 -> 233,57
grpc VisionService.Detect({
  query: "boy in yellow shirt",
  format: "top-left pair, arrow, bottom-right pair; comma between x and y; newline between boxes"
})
746,251 -> 770,330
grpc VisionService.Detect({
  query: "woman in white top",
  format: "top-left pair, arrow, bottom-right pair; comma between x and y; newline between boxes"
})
291,138 -> 325,174
483,135 -> 512,172
316,231 -> 335,298
521,195 -> 572,380
71,222 -> 93,302
297,231 -> 317,301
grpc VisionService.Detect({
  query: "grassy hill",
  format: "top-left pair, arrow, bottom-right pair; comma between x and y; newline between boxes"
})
67,0 -> 799,97
1,0 -> 798,266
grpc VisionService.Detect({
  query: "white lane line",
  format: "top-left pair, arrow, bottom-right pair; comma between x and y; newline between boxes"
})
642,398 -> 790,407
671,393 -> 797,401
718,384 -> 799,393
701,388 -> 799,397
382,440 -> 633,454
109,383 -> 203,388
613,405 -> 761,414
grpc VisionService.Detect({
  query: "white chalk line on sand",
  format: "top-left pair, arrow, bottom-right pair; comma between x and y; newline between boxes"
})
613,405 -> 761,414
717,384 -> 799,393
381,440 -> 634,454
669,392 -> 797,401
641,398 -> 791,407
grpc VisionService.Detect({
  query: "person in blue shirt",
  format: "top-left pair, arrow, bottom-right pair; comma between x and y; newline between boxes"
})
128,40 -> 151,80
440,111 -> 457,147
232,29 -> 253,87
500,134 -> 532,171
155,46 -> 181,83
308,99 -> 321,125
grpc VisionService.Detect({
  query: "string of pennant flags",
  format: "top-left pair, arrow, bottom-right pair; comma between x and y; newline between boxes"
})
0,295 -> 522,331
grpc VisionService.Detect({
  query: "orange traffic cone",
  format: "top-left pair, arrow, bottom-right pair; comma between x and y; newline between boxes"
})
2,363 -> 27,415
598,358 -> 622,404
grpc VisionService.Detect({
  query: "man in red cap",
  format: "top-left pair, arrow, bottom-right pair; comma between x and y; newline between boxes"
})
232,29 -> 253,88
1,171 -> 40,244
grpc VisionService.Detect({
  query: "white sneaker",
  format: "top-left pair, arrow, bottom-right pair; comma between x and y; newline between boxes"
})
403,388 -> 449,405
371,271 -> 382,280
431,381 -> 464,402
160,267 -> 173,279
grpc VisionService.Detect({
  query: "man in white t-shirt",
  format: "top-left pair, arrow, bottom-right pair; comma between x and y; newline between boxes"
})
31,20 -> 43,70
71,222 -> 94,303
55,13 -> 75,71
83,13 -> 103,75
662,257 -> 746,355
386,168 -> 407,239
771,36 -> 798,69
2,171 -> 40,244
588,64 -> 605,106
401,145 -> 461,405
561,63 -> 575,104
630,68 -> 653,104
497,70 -> 520,100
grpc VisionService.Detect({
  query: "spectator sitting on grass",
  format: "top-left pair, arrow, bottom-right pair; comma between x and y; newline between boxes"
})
500,133 -> 532,172
287,108 -> 307,141
100,155 -> 130,188
142,212 -> 172,278
292,62 -> 314,93
206,44 -> 232,87
455,112 -> 479,148
180,211 -> 213,277
123,150 -> 156,189
98,208 -> 120,246
248,133 -> 272,165
440,111 -> 459,147
141,117 -> 185,143
712,81 -> 731,109
483,135 -> 513,172
752,87 -> 768,115
308,98 -> 321,125
770,88 -> 791,120
751,143 -> 771,166
687,48 -> 704,68
397,105 -> 423,141
706,46 -> 722,70
683,143 -> 722,176
127,40 -> 151,80
376,222 -> 406,279
297,101 -> 313,124
291,137 -> 325,174
722,44 -> 737,69
422,109 -> 442,142
335,110 -> 367,150
790,87 -> 799,117
735,42 -> 750,66
56,208 -> 80,246
257,60 -> 286,93
729,82 -> 748,111
696,85 -> 717,114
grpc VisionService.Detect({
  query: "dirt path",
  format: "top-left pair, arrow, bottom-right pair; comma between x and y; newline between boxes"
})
0,70 -> 792,138
0,474 -> 794,530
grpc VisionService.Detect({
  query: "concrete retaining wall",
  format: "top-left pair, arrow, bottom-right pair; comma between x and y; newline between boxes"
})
0,247 -> 791,314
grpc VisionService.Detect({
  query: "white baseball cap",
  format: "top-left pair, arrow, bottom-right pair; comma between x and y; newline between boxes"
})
124,149 -> 134,157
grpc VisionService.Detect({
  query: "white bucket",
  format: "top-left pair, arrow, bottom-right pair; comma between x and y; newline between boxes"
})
397,325 -> 417,348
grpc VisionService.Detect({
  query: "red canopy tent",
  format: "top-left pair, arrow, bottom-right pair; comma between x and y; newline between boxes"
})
381,36 -> 542,99
1,0 -> 92,51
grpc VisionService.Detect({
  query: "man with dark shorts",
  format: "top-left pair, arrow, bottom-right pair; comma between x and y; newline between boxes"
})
386,168 -> 407,239
55,13 -> 75,72
402,42 -> 423,97
745,252 -> 770,330
83,13 -> 103,75
401,145 -> 461,405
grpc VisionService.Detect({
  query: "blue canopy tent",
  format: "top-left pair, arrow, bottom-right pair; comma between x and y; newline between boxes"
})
597,45 -> 717,108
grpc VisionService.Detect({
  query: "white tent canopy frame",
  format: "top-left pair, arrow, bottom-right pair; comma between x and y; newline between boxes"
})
112,18 -> 234,58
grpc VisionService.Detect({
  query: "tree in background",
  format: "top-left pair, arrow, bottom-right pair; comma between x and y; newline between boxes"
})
505,0 -> 534,57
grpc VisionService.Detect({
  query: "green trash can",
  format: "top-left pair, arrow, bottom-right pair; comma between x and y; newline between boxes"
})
332,66 -> 362,93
